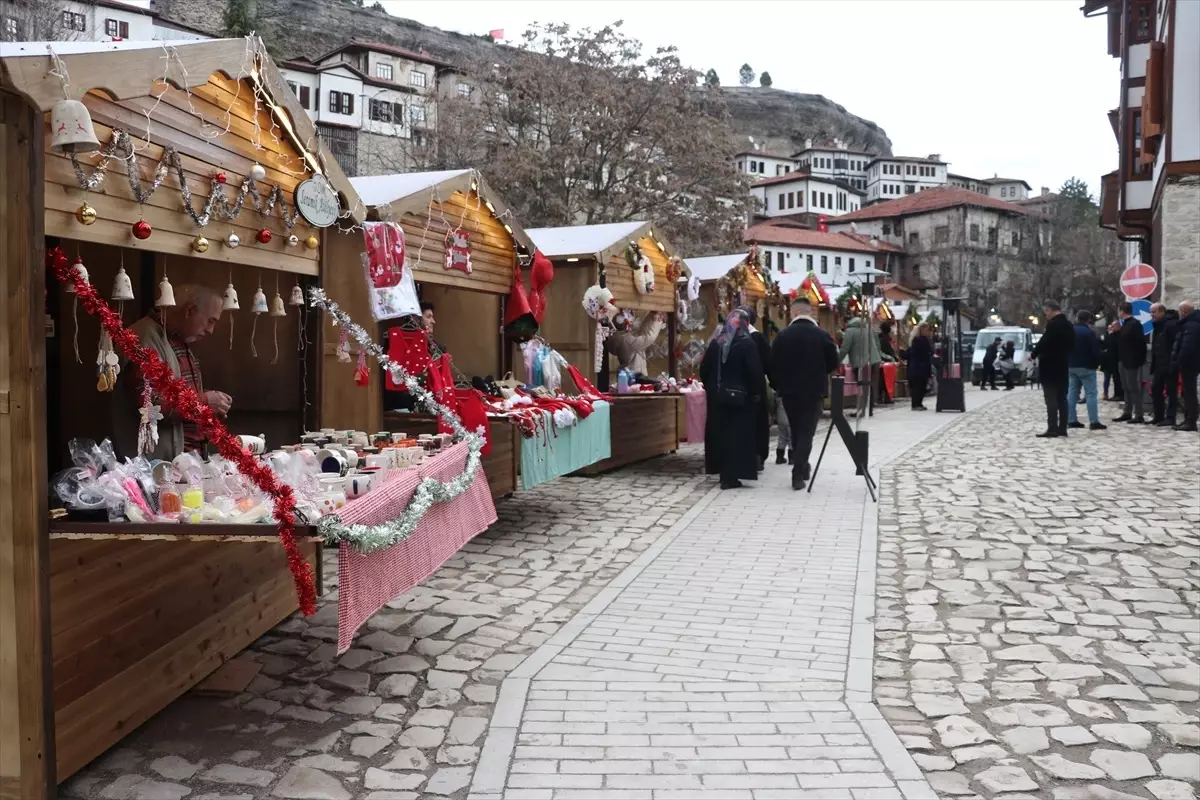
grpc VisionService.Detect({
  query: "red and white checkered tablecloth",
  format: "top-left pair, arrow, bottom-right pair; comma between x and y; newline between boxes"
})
336,442 -> 497,653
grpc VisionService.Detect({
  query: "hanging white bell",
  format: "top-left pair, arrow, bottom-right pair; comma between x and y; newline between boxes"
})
269,292 -> 287,317
156,276 -> 176,308
250,163 -> 267,182
111,266 -> 135,301
225,232 -> 241,249
288,283 -> 304,306
222,283 -> 240,311
66,257 -> 89,294
251,288 -> 268,314
50,99 -> 101,154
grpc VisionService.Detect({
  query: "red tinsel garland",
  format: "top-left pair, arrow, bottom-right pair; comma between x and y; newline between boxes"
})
46,246 -> 317,615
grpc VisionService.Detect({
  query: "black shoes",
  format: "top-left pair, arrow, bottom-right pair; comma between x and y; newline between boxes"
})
1068,422 -> 1085,429
1113,415 -> 1132,422
792,478 -> 806,491
1155,419 -> 1176,427
1090,422 -> 1108,430
720,480 -> 744,490
1128,416 -> 1146,424
1175,423 -> 1199,432
1036,430 -> 1063,438
775,450 -> 787,465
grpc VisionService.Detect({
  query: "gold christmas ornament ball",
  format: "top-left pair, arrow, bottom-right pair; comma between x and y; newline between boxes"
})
75,203 -> 97,225
191,235 -> 210,253
304,234 -> 320,250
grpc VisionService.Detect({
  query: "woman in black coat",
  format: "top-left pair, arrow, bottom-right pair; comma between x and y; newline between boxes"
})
737,305 -> 771,470
700,309 -> 764,489
1101,327 -> 1123,401
904,323 -> 934,410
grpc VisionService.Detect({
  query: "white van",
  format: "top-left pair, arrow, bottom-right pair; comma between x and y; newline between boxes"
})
971,326 -> 1033,385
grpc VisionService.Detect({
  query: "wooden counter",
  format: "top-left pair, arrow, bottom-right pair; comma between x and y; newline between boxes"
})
383,413 -> 519,500
575,394 -> 681,475
47,523 -> 321,781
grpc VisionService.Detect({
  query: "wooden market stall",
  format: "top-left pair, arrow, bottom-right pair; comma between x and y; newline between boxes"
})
678,251 -> 780,377
0,38 -> 365,796
318,169 -> 531,500
528,221 -> 684,474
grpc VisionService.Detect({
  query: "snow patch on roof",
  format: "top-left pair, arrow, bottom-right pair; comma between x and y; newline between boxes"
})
350,170 -> 474,207
686,253 -> 749,282
527,221 -> 648,258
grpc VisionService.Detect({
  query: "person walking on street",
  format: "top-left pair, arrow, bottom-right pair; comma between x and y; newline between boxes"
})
981,337 -> 1001,390
699,308 -> 764,489
1067,310 -> 1106,431
736,306 -> 772,471
1170,299 -> 1200,432
1102,323 -> 1123,401
1113,301 -> 1148,424
996,340 -> 1017,390
770,296 -> 839,490
774,394 -> 791,465
903,324 -> 935,410
839,315 -> 891,418
1149,303 -> 1180,427
878,321 -> 897,404
1031,300 -> 1074,438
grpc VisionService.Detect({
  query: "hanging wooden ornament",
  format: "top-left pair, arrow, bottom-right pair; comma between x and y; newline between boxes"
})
132,220 -> 152,240
136,382 -> 163,455
444,228 -> 472,273
75,203 -> 97,225
256,228 -> 272,245
191,235 -> 210,253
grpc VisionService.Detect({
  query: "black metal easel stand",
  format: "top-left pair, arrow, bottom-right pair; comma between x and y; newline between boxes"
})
808,377 -> 877,502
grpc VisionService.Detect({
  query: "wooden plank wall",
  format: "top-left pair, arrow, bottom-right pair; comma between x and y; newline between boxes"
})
49,242 -> 307,468
420,285 -> 501,380
523,263 -> 594,382
49,538 -> 318,781
605,235 -> 675,314
45,77 -> 322,277
0,90 -> 53,800
576,396 -> 680,475
319,232 -> 380,434
393,190 -> 516,294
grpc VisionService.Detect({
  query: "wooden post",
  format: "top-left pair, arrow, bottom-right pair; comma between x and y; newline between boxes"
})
667,312 -> 678,378
0,90 -> 53,799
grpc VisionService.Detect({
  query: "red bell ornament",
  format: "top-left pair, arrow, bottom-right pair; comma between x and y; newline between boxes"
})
256,228 -> 272,245
132,220 -> 152,240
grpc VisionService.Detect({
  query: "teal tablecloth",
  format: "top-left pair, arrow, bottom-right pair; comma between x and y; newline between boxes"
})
520,401 -> 611,491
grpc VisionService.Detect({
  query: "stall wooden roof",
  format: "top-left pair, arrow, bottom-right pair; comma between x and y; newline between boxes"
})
0,38 -> 364,275
687,253 -> 750,283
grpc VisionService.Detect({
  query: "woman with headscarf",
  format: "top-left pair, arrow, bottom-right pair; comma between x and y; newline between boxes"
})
904,323 -> 935,410
699,308 -> 764,489
736,305 -> 772,470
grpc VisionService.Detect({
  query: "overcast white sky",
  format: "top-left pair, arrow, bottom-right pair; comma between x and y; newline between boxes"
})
381,0 -> 1117,197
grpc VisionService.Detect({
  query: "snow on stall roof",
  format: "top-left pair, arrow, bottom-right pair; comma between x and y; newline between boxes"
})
0,39 -> 231,58
349,170 -> 474,207
686,253 -> 749,283
527,221 -> 648,258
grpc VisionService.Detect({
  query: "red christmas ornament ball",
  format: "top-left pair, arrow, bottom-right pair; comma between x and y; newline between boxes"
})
216,172 -> 228,184
256,228 -> 272,244
132,220 -> 153,240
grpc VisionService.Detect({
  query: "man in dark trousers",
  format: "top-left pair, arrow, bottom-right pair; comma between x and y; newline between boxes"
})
1113,301 -> 1148,424
770,296 -> 840,490
1030,300 -> 1074,438
1149,302 -> 1180,426
1171,299 -> 1200,432
981,337 -> 1001,390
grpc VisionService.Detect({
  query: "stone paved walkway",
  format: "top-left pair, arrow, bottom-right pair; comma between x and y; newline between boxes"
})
875,392 -> 1200,800
468,391 -> 1011,800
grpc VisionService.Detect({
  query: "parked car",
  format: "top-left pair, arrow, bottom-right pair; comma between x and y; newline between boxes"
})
971,326 -> 1033,385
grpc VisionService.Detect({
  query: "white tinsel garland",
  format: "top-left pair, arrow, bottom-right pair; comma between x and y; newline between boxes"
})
308,288 -> 486,553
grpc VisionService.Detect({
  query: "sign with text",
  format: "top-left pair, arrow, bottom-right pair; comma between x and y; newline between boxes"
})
294,174 -> 339,228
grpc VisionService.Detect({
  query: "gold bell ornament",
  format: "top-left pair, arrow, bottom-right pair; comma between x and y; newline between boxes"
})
66,257 -> 90,364
50,98 -> 101,154
156,275 -> 176,308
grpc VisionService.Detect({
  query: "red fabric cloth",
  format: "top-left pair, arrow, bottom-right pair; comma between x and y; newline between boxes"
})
454,388 -> 493,456
882,362 -> 897,396
566,363 -> 602,398
386,327 -> 431,391
425,354 -> 459,435
529,250 -> 554,323
336,443 -> 497,653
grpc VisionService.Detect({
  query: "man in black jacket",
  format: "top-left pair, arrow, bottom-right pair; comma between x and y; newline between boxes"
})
1030,300 -> 1075,438
1171,299 -> 1200,432
1149,303 -> 1180,426
1113,301 -> 1148,424
981,337 -> 1001,390
770,296 -> 840,490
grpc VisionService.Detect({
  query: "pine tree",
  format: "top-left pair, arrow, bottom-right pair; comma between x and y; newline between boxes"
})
759,71 -> 773,87
704,68 -> 720,87
738,63 -> 755,86
222,0 -> 255,37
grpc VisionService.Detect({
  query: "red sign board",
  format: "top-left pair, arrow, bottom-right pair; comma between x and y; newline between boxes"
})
1120,263 -> 1157,300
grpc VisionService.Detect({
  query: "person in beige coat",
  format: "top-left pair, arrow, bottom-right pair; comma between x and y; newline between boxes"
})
112,285 -> 230,460
608,311 -> 666,376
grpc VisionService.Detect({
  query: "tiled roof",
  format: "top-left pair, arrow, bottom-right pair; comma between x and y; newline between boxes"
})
733,150 -> 794,160
983,177 -> 1033,190
744,224 -> 896,254
830,186 -> 1031,222
315,40 -> 454,69
751,172 -> 866,196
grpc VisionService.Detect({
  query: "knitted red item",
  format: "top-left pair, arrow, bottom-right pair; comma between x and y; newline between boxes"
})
454,387 -> 493,456
566,363 -> 602,398
386,327 -> 431,391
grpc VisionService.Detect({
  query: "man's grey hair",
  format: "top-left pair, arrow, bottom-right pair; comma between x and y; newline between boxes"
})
174,284 -> 221,310
790,296 -> 813,313
1151,302 -> 1166,313
1180,299 -> 1196,315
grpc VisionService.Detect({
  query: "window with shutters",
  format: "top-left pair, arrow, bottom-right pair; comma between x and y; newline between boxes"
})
849,258 -> 856,272
778,194 -> 785,211
806,254 -> 813,270
376,63 -> 394,80
935,226 -> 949,244
1128,110 -> 1151,179
410,70 -> 428,88
329,91 -> 354,116
317,124 -> 358,177
1010,231 -> 1019,248
787,192 -> 795,209
969,224 -> 980,242
1130,0 -> 1153,44
2,16 -> 20,40
987,227 -> 998,249
299,86 -> 311,109
776,252 -> 784,272
1141,41 -> 1165,164
821,256 -> 828,274
62,11 -> 86,31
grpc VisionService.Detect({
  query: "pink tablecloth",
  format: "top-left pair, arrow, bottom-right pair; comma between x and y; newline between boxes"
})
683,390 -> 706,443
336,442 -> 497,652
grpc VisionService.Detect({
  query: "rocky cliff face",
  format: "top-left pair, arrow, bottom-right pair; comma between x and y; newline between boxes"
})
157,0 -> 892,157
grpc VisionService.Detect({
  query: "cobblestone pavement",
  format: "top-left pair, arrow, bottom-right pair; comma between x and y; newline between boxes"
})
875,391 -> 1200,800
467,392 -> 1010,800
60,454 -> 712,800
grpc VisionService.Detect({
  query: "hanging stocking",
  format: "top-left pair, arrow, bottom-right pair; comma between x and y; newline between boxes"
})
136,382 -> 163,455
354,348 -> 370,387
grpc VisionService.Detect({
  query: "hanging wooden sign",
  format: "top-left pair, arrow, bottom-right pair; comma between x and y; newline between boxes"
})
444,228 -> 472,273
294,174 -> 339,228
